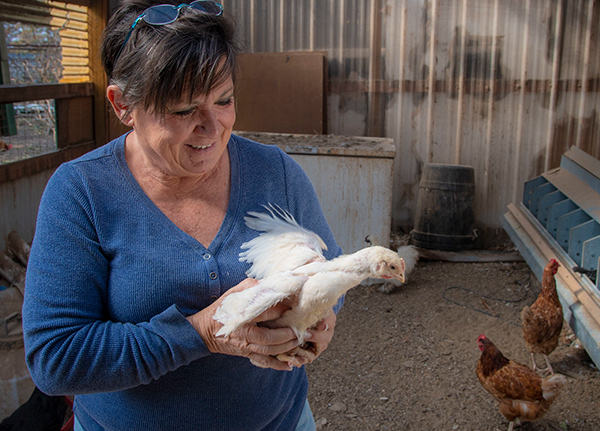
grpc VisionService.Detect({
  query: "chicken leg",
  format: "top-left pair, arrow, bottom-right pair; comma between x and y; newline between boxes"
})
530,352 -> 554,375
276,342 -> 322,368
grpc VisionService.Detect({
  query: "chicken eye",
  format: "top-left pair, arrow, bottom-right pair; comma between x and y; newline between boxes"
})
390,265 -> 397,270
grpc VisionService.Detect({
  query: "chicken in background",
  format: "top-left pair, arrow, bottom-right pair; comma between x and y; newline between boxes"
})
572,265 -> 596,284
476,334 -> 567,431
213,205 -> 407,367
379,245 -> 419,293
521,259 -> 563,375
0,139 -> 13,152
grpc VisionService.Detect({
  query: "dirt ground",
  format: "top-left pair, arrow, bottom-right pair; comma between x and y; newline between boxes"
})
305,253 -> 600,431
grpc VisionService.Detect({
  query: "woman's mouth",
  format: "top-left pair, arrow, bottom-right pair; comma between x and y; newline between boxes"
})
189,143 -> 214,150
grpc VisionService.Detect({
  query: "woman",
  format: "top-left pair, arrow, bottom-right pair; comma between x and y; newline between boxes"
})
22,1 -> 343,430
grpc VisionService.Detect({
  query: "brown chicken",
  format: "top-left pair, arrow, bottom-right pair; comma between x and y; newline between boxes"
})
0,139 -> 13,152
476,334 -> 566,431
521,259 -> 563,374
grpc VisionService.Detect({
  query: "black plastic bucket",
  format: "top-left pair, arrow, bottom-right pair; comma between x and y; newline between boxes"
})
411,163 -> 475,250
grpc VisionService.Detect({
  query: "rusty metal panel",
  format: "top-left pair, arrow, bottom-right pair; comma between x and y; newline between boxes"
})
384,0 -> 600,233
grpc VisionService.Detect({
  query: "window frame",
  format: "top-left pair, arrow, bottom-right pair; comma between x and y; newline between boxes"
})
0,0 -> 108,184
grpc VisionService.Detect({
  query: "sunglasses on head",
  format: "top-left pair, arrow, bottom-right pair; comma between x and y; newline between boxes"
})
115,1 -> 224,64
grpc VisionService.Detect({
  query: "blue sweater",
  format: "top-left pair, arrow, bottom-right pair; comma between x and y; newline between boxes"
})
22,133 -> 342,431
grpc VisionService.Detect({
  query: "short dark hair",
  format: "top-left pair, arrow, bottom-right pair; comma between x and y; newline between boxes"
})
101,0 -> 241,117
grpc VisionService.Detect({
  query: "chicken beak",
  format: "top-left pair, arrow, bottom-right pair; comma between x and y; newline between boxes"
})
396,273 -> 405,283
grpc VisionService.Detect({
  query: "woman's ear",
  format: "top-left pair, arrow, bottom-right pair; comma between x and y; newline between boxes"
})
106,85 -> 133,127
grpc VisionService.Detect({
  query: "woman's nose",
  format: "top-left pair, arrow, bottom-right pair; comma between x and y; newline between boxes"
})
195,109 -> 219,136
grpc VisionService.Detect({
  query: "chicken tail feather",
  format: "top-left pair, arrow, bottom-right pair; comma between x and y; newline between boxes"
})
541,373 -> 566,401
239,204 -> 328,279
520,305 -> 533,325
397,245 -> 419,276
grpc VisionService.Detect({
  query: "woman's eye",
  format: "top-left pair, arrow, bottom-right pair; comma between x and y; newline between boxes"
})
173,108 -> 195,117
217,97 -> 234,107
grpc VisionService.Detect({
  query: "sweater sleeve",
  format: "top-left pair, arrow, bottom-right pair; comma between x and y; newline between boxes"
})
22,164 -> 208,396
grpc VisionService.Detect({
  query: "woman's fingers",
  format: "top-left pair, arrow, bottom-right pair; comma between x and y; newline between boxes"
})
306,309 -> 336,345
249,356 -> 293,371
252,302 -> 289,323
226,324 -> 299,355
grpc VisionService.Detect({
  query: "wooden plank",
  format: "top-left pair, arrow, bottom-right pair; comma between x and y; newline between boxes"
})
366,0 -> 383,138
0,83 -> 94,103
543,168 -> 600,221
235,131 -> 395,159
59,75 -> 91,83
0,142 -> 94,183
55,96 -> 94,147
415,248 -> 524,262
88,0 -> 109,150
63,0 -> 91,6
327,78 -> 600,94
561,146 -> 600,194
234,52 -> 327,134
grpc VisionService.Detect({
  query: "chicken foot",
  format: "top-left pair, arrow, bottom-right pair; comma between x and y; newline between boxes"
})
507,417 -> 524,431
276,342 -> 322,368
530,353 -> 554,375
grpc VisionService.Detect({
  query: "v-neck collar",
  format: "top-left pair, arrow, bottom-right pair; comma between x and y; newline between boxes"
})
113,133 -> 242,256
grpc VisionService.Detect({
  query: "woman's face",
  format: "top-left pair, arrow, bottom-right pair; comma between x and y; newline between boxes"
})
128,76 -> 236,179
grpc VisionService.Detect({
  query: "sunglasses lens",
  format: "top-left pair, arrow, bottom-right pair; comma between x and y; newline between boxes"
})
144,5 -> 180,25
190,1 -> 223,15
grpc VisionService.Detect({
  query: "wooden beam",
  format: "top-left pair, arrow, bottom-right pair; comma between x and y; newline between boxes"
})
366,0 -> 383,137
88,0 -> 109,150
55,96 -> 94,148
0,143 -> 95,183
0,83 -> 94,104
328,78 -> 600,95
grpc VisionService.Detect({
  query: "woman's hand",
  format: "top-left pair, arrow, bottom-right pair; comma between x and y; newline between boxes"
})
305,307 -> 337,360
186,279 -> 300,371
254,308 -> 338,369
283,307 -> 337,368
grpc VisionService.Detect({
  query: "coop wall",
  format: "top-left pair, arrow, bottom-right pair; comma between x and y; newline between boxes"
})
222,0 -> 600,241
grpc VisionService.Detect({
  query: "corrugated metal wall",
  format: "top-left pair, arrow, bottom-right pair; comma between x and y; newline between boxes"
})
223,0 -> 600,242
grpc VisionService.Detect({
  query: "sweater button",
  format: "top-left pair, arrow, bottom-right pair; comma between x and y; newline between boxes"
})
209,272 -> 217,280
203,253 -> 212,260
210,295 -> 218,302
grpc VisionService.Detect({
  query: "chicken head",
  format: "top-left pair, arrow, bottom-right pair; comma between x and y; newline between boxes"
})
369,247 -> 406,283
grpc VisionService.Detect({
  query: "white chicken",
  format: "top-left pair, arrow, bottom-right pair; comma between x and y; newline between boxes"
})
379,245 -> 419,293
213,205 -> 407,367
